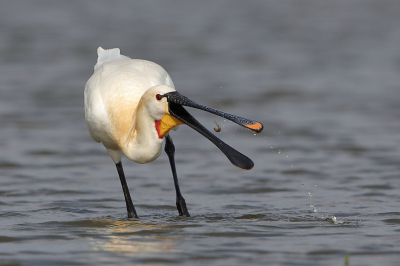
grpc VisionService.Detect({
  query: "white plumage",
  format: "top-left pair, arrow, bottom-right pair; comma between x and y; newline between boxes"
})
85,47 -> 176,164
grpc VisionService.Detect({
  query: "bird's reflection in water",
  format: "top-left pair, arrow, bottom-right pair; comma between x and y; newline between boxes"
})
89,219 -> 178,255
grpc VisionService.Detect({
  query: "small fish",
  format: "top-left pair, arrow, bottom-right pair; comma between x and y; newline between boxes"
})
213,121 -> 221,132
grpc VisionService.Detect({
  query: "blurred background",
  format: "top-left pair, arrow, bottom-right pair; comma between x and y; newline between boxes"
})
1,1 -> 400,265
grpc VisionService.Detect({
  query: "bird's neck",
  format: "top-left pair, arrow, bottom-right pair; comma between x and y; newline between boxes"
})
121,106 -> 164,164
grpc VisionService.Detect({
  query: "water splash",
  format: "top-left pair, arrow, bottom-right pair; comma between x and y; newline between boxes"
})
310,204 -> 317,212
322,215 -> 345,225
331,216 -> 344,224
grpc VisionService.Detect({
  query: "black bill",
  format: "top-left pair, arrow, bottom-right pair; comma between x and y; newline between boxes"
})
159,91 -> 264,170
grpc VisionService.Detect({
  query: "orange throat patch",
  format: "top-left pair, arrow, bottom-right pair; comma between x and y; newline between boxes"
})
155,114 -> 184,139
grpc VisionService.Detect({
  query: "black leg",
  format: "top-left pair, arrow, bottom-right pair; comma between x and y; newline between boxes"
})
165,135 -> 190,217
116,162 -> 138,218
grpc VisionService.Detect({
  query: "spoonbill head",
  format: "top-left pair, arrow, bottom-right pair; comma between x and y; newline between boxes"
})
84,47 -> 263,218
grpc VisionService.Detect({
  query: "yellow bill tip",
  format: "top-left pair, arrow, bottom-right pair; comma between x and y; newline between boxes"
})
245,121 -> 263,133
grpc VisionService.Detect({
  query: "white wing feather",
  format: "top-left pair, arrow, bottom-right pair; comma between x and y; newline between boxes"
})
94,47 -> 131,71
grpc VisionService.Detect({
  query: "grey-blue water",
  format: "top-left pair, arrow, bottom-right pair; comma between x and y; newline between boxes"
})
1,1 -> 400,265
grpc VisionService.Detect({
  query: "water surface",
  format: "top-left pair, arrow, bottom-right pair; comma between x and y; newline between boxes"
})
1,1 -> 400,265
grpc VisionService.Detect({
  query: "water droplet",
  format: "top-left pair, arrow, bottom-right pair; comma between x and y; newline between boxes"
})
286,155 -> 289,158
301,184 -> 304,187
278,150 -> 281,154
254,133 -> 256,136
313,207 -> 317,212
310,204 -> 314,207
308,192 -> 312,198
270,146 -> 274,149
264,137 -> 267,142
315,184 -> 317,187
331,216 -> 337,222
291,164 -> 294,167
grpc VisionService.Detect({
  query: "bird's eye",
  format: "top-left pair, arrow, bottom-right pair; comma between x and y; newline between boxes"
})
156,94 -> 163,100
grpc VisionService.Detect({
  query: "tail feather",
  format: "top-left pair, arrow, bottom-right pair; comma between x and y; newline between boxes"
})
94,47 -> 131,71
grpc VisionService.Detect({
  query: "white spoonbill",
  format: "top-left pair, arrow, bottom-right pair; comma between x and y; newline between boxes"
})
84,47 -> 263,218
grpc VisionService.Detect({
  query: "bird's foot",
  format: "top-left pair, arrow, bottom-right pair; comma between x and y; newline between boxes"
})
127,213 -> 139,219
127,207 -> 138,219
176,197 -> 190,217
